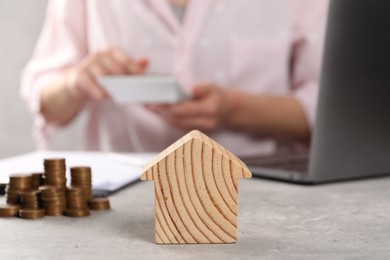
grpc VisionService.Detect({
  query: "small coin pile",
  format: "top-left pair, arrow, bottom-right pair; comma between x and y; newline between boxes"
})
0,158 -> 110,220
70,167 -> 93,201
44,159 -> 66,189
31,173 -> 44,189
5,174 -> 33,205
65,186 -> 90,217
40,185 -> 66,216
20,190 -> 40,209
88,197 -> 111,210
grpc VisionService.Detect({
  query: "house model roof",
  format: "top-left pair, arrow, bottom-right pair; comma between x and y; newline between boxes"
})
141,130 -> 252,180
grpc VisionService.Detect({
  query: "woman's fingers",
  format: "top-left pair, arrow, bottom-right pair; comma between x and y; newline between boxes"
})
110,48 -> 149,74
76,72 -> 108,100
146,83 -> 235,132
69,46 -> 149,101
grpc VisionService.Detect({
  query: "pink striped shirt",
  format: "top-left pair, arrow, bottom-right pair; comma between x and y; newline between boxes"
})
21,0 -> 328,157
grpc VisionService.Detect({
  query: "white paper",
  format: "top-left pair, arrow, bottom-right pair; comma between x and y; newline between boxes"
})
99,75 -> 191,104
0,151 -> 156,193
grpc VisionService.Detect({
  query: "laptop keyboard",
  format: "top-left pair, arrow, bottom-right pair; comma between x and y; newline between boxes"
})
243,153 -> 309,174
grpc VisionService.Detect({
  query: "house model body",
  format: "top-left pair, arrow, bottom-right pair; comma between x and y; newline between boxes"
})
140,130 -> 252,244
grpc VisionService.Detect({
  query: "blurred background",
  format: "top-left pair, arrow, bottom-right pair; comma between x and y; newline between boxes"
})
0,0 -> 83,158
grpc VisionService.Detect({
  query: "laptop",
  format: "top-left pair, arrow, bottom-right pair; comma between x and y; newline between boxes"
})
246,0 -> 390,184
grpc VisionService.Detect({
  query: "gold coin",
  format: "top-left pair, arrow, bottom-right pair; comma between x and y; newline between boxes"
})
64,208 -> 90,217
88,197 -> 111,211
0,204 -> 21,217
43,158 -> 66,164
19,208 -> 45,219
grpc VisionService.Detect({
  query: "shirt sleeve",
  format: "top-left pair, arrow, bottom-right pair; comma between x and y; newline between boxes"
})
290,0 -> 329,129
20,0 -> 87,148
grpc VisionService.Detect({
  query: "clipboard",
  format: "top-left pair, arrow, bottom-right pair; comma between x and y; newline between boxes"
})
0,151 -> 156,197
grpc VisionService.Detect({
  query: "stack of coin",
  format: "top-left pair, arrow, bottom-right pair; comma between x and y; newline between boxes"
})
5,174 -> 33,204
31,173 -> 44,189
19,190 -> 40,209
39,185 -> 66,216
44,158 -> 66,189
19,208 -> 45,219
88,197 -> 110,211
0,204 -> 21,217
0,157 -> 112,220
64,187 -> 90,217
70,167 -> 92,201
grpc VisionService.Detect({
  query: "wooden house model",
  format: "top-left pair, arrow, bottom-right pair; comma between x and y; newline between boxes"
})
140,130 -> 252,244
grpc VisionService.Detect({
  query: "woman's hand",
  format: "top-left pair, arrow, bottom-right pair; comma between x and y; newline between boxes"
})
147,82 -> 235,132
147,82 -> 311,141
66,47 -> 149,101
41,46 -> 149,125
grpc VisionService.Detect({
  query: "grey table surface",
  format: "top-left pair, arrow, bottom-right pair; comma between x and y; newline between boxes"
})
1,177 -> 390,260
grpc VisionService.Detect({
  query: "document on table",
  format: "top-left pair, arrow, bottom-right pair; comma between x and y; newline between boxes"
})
0,151 -> 156,195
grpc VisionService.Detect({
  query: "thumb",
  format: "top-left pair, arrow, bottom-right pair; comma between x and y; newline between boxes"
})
137,58 -> 149,72
192,83 -> 214,98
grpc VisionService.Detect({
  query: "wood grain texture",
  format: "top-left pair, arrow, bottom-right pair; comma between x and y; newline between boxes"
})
141,130 -> 252,244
